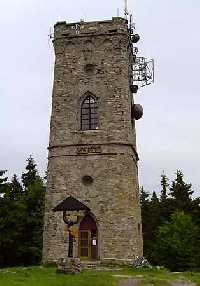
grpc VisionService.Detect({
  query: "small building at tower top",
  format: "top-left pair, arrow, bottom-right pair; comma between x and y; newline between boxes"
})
43,17 -> 144,265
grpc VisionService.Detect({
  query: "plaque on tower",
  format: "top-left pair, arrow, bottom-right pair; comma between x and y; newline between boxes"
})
77,145 -> 102,155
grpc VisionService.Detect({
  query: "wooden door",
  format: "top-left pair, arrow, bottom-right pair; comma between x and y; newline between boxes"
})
80,230 -> 91,259
79,215 -> 98,260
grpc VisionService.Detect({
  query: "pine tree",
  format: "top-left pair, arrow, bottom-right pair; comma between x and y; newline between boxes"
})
160,173 -> 169,202
0,158 -> 45,266
151,191 -> 159,204
159,173 -> 173,222
20,156 -> 45,265
140,186 -> 150,205
140,187 -> 156,260
170,170 -> 193,212
0,170 -> 19,266
151,191 -> 161,226
0,170 -> 8,183
3,174 -> 23,201
10,174 -> 23,200
0,170 -> 8,197
22,156 -> 38,190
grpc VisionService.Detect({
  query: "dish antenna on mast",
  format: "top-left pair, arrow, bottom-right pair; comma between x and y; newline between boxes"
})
124,0 -> 129,19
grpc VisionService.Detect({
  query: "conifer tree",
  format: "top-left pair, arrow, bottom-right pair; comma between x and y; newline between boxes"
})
170,170 -> 193,212
159,173 -> 173,222
0,170 -> 8,197
22,156 -> 38,190
0,158 -> 45,266
160,173 -> 169,202
140,187 -> 156,260
20,156 -> 45,265
151,191 -> 160,220
0,170 -> 19,266
10,174 -> 23,200
4,174 -> 23,201
140,186 -> 150,205
151,191 -> 159,204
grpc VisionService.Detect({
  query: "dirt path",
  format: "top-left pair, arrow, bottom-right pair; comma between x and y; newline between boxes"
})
171,282 -> 196,286
118,278 -> 197,286
118,278 -> 141,286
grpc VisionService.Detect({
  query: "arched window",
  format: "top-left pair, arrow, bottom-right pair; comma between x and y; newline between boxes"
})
81,94 -> 98,130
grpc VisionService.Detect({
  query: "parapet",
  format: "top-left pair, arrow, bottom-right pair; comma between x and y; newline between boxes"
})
54,17 -> 128,39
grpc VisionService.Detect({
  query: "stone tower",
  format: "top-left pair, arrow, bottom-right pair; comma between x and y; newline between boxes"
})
43,17 -> 143,265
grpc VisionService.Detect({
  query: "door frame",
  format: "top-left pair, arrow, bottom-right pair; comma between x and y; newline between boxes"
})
78,214 -> 99,260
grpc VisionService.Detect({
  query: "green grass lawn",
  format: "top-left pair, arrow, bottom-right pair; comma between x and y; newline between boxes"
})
0,266 -> 200,286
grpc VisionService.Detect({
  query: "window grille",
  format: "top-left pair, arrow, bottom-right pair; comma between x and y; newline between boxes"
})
81,95 -> 98,130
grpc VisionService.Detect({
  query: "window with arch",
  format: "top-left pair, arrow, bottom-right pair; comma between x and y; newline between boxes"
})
81,94 -> 98,130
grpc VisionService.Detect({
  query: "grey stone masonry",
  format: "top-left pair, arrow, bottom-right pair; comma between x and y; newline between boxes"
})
43,17 -> 143,265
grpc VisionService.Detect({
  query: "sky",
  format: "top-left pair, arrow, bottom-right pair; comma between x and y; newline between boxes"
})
0,0 -> 200,196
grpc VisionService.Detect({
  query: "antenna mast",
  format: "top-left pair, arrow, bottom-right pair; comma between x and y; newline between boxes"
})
124,0 -> 129,19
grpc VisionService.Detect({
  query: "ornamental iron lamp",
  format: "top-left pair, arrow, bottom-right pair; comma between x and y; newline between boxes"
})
53,196 -> 90,258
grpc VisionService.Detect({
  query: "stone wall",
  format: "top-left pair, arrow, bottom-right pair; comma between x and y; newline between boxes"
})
43,17 -> 143,264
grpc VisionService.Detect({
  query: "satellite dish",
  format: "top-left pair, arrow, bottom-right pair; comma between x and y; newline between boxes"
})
132,34 -> 140,44
130,85 -> 138,93
132,104 -> 143,120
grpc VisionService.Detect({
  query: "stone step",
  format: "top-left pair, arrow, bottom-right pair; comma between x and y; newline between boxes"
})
81,261 -> 101,270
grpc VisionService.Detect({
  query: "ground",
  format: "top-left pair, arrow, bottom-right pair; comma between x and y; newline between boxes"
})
0,266 -> 199,286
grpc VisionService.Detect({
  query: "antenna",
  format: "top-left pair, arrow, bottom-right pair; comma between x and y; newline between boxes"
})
127,11 -> 154,92
48,27 -> 54,49
124,0 -> 129,19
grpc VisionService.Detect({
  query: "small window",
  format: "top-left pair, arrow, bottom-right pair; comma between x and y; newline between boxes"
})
82,176 -> 94,186
81,94 -> 98,130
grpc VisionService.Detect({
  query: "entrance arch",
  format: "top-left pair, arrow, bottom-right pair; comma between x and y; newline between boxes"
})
79,214 -> 98,260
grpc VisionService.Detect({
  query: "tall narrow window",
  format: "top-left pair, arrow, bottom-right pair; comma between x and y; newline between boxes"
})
81,94 -> 98,130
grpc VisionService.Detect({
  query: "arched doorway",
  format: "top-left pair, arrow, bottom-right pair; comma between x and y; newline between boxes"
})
79,214 -> 98,260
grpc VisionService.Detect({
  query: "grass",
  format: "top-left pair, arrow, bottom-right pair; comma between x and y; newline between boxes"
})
0,266 -> 200,286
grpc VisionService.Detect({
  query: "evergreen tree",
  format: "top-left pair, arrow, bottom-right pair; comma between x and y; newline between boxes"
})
151,191 -> 159,204
152,212 -> 200,271
140,188 -> 159,260
20,157 -> 45,265
0,170 -> 8,183
160,173 -> 169,202
140,187 -> 150,240
0,170 -> 8,197
18,177 -> 45,265
10,174 -> 23,200
22,156 -> 38,190
170,170 -> 193,212
4,175 -> 23,201
159,173 -> 173,222
143,191 -> 161,263
140,186 -> 150,205
190,196 -> 200,224
0,158 -> 45,267
151,191 -> 161,228
0,169 -> 19,265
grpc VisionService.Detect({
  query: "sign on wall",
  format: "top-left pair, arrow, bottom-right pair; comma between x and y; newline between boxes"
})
77,145 -> 102,155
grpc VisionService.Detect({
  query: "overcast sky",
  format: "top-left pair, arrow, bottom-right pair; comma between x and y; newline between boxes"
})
0,0 -> 200,195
